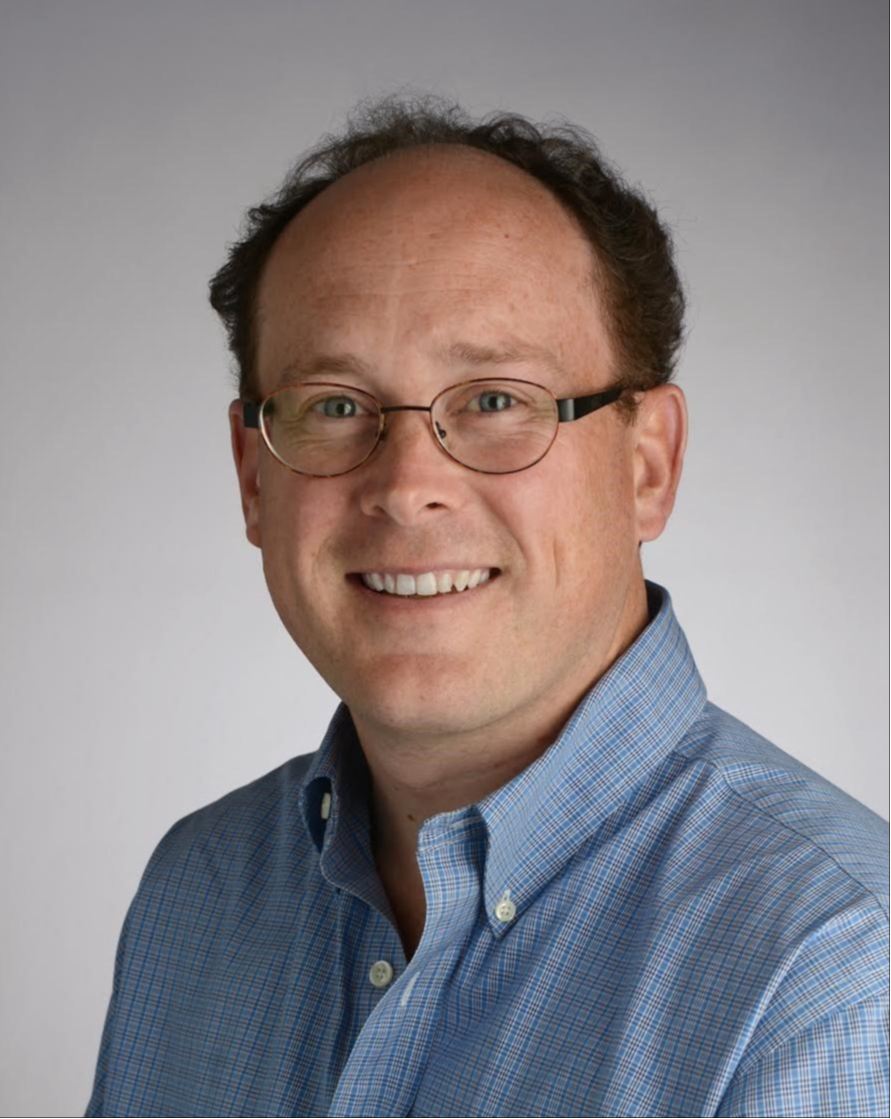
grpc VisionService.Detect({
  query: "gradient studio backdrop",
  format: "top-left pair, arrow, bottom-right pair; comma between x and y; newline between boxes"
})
1,2 -> 887,1115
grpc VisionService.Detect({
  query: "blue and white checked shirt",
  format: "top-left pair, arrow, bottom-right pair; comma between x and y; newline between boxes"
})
86,582 -> 889,1117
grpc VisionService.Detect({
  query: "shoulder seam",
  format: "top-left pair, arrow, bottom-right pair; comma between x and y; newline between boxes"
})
671,749 -> 890,920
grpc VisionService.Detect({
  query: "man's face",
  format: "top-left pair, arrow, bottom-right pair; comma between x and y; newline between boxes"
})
233,148 -> 657,747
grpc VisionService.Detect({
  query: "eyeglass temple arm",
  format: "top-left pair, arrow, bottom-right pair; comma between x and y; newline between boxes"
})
556,386 -> 624,423
243,402 -> 261,428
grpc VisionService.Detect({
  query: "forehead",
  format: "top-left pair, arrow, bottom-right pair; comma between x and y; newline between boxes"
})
254,146 -> 611,391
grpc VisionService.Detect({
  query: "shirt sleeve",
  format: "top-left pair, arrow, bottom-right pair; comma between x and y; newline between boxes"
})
715,994 -> 889,1118
84,905 -> 132,1118
83,814 -> 193,1117
715,897 -> 890,1118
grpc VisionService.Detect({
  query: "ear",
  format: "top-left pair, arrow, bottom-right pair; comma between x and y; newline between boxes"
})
631,384 -> 688,544
228,399 -> 262,549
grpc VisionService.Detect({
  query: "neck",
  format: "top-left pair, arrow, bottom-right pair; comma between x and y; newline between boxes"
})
362,575 -> 651,849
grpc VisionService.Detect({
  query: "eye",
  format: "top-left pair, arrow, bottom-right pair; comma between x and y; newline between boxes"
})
310,394 -> 368,418
473,390 -> 515,413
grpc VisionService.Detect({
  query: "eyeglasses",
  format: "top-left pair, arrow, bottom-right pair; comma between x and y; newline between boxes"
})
242,377 -> 625,478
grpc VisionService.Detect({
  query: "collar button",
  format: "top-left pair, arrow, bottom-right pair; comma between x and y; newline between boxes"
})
494,893 -> 516,923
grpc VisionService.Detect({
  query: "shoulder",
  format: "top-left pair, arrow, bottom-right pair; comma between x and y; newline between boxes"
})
663,705 -> 888,1092
674,700 -> 889,917
663,699 -> 888,1055
85,754 -> 323,1116
137,752 -> 318,905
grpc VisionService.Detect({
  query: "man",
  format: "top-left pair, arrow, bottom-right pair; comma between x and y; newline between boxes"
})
86,98 -> 888,1117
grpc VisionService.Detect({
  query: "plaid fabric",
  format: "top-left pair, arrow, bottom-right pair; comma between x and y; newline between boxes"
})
86,582 -> 889,1117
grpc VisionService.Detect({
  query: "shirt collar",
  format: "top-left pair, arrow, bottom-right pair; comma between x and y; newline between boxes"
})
300,580 -> 707,932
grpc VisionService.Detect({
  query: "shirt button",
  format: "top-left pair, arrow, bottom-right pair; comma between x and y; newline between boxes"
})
495,894 -> 517,923
369,959 -> 394,988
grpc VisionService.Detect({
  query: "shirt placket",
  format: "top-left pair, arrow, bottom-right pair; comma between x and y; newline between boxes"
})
329,811 -> 485,1118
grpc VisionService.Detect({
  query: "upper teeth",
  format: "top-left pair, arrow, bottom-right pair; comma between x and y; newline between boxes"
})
361,569 -> 494,596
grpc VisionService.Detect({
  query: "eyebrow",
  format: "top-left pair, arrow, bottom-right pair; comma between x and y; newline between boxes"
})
274,339 -> 565,391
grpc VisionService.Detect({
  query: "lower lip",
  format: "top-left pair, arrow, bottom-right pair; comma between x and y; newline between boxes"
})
348,573 -> 501,608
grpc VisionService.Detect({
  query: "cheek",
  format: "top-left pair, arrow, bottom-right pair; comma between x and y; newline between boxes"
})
544,436 -> 617,523
257,475 -> 335,587
259,480 -> 298,556
525,437 -> 635,584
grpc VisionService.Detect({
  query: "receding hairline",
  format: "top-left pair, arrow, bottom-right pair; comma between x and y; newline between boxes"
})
258,140 -> 605,313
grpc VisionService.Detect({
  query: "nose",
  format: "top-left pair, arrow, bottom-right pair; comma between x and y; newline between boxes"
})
356,408 -> 465,525
376,407 -> 445,449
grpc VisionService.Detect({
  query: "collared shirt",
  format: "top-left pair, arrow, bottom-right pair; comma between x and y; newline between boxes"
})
86,582 -> 889,1118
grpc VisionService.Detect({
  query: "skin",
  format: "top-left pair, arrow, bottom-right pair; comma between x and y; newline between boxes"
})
229,146 -> 687,956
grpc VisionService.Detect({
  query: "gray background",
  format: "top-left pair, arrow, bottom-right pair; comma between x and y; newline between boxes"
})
1,1 -> 887,1114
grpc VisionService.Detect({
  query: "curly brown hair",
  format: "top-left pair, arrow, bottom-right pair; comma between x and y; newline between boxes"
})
209,94 -> 685,423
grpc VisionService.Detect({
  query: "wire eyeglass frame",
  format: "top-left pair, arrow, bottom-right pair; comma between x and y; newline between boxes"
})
241,376 -> 627,478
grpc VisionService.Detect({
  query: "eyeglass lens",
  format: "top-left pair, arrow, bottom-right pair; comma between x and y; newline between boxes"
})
260,380 -> 559,476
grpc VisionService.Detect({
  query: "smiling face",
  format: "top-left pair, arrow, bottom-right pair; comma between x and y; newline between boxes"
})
230,146 -> 676,750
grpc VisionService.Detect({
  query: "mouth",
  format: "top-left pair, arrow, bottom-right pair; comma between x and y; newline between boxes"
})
346,572 -> 501,608
346,567 -> 502,603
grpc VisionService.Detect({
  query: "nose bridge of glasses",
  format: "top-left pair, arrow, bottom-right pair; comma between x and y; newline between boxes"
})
380,404 -> 433,415
379,403 -> 435,438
